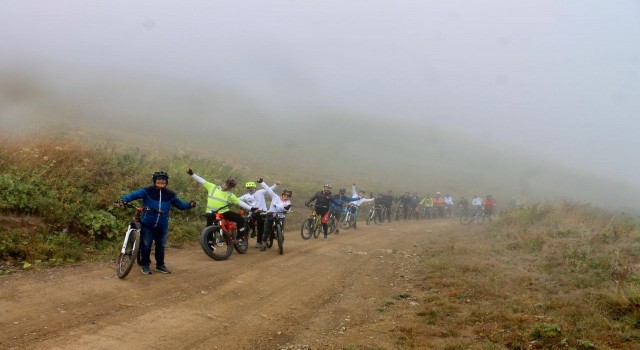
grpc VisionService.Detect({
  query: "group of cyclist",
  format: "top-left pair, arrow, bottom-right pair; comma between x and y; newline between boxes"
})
358,191 -> 496,224
117,169 -> 293,275
117,169 -> 494,275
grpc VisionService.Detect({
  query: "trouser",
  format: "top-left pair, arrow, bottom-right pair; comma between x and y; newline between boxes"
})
315,206 -> 329,236
350,205 -> 359,227
220,211 -> 246,232
262,214 -> 285,243
140,224 -> 168,268
254,211 -> 266,243
331,209 -> 343,229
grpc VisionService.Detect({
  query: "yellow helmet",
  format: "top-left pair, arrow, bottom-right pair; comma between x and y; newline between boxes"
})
245,181 -> 257,189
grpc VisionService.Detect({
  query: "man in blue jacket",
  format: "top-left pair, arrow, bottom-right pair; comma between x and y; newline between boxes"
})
118,171 -> 195,275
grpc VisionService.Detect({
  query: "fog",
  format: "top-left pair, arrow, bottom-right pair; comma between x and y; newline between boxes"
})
1,1 -> 640,209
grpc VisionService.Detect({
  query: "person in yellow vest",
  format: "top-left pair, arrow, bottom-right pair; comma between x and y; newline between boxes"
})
187,168 -> 255,233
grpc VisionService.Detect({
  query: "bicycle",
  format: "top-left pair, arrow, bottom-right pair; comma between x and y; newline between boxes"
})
365,204 -> 382,225
265,210 -> 289,255
199,205 -> 249,261
301,208 -> 323,239
460,207 -> 485,225
327,211 -> 338,234
114,202 -> 156,279
241,209 -> 258,239
339,204 -> 357,230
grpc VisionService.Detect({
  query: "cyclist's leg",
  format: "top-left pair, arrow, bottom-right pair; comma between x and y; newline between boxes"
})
317,207 -> 329,238
139,224 -> 153,269
255,212 -> 266,247
260,215 -> 273,250
221,211 -> 245,232
153,226 -> 168,268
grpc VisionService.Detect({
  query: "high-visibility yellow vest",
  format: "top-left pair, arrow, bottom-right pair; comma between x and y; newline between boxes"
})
202,182 -> 241,213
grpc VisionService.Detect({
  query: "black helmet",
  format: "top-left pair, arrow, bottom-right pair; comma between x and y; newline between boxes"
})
152,171 -> 169,184
225,178 -> 237,188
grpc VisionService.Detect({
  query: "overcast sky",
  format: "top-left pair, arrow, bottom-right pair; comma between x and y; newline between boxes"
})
1,1 -> 639,187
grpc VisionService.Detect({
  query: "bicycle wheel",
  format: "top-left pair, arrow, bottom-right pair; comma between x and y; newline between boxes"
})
341,213 -> 352,230
460,212 -> 472,225
276,225 -> 284,255
313,220 -> 321,238
200,226 -> 233,261
301,219 -> 313,240
233,228 -> 249,254
266,231 -> 274,248
116,229 -> 140,279
328,216 -> 337,234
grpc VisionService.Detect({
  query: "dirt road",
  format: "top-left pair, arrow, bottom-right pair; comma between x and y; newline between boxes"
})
1,219 -> 462,350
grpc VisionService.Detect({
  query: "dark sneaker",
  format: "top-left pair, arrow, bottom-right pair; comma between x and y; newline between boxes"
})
141,266 -> 152,275
155,265 -> 171,274
259,245 -> 267,251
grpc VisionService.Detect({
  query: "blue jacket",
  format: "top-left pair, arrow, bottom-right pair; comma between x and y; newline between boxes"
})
120,186 -> 192,229
329,193 -> 360,211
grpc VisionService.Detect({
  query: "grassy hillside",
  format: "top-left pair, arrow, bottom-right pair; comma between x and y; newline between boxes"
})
2,69 -> 639,212
2,69 -> 640,271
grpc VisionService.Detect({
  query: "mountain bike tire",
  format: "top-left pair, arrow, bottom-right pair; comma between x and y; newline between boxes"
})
276,225 -> 284,255
116,229 -> 140,279
300,219 -> 313,240
233,228 -> 249,254
313,221 -> 321,238
200,226 -> 233,261
328,216 -> 337,234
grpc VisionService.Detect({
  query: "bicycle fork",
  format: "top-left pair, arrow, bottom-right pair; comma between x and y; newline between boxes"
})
120,224 -> 136,254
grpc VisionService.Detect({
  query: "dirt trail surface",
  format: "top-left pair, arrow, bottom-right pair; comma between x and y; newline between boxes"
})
1,220 -> 465,350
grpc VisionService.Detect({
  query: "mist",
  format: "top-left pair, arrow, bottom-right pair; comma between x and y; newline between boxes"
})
1,1 -> 639,211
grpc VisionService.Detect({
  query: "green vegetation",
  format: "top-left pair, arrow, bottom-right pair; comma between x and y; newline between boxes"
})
0,136 -> 282,271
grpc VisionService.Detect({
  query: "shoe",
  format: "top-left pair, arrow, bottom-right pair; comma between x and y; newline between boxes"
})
254,242 -> 262,248
141,266 -> 152,275
323,235 -> 328,241
335,229 -> 340,234
155,265 -> 171,274
353,225 -> 357,229
260,245 -> 267,251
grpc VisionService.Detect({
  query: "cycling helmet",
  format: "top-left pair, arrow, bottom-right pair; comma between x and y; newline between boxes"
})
225,178 -> 237,188
245,181 -> 256,189
152,171 -> 169,184
339,187 -> 346,193
282,189 -> 293,197
323,184 -> 332,189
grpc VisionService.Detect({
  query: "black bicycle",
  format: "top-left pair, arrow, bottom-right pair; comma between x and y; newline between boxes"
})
265,211 -> 289,255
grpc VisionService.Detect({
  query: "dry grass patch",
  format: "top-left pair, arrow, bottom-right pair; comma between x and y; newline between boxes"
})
410,202 -> 640,349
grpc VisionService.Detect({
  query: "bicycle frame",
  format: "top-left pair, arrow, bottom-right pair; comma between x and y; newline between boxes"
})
116,203 -> 160,279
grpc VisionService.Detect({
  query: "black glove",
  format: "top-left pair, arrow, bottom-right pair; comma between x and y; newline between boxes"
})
189,200 -> 196,208
115,200 -> 126,207
187,168 -> 194,176
284,205 -> 292,211
251,207 -> 260,214
257,178 -> 263,183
